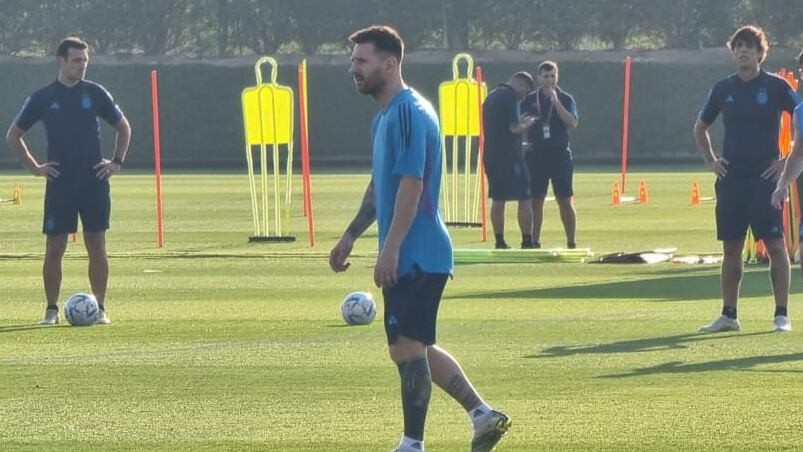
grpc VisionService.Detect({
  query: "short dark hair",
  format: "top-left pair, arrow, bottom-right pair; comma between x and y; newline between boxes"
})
348,25 -> 404,62
727,25 -> 769,62
511,71 -> 534,90
538,60 -> 558,74
56,37 -> 89,58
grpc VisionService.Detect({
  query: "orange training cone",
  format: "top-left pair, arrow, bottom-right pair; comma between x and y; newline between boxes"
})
638,180 -> 649,204
756,239 -> 768,262
691,181 -> 700,206
612,181 -> 621,205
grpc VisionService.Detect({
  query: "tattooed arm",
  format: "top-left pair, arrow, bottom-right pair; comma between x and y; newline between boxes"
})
329,179 -> 376,272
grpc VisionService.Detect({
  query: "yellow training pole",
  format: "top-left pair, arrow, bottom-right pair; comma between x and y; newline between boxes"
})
242,80 -> 262,236
268,86 -> 281,237
451,135 -> 459,220
284,142 -> 293,236
440,138 -> 451,219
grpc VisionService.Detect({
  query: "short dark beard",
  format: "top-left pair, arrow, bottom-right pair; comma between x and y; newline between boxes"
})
357,77 -> 385,97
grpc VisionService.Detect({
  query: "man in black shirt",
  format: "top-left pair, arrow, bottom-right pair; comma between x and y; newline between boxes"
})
695,26 -> 800,333
520,61 -> 579,249
482,72 -> 538,249
6,37 -> 131,325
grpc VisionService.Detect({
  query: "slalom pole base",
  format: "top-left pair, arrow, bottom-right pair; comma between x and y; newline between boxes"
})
249,236 -> 296,243
445,222 -> 482,228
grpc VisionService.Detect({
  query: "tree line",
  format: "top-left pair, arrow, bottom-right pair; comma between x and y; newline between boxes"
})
0,0 -> 801,57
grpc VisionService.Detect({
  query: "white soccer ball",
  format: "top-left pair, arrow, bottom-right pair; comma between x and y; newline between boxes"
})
341,291 -> 377,325
64,293 -> 99,326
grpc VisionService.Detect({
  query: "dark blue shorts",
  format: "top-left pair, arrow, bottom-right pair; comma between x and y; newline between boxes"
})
382,266 -> 449,346
715,176 -> 783,241
525,151 -> 574,199
43,180 -> 111,235
485,158 -> 532,201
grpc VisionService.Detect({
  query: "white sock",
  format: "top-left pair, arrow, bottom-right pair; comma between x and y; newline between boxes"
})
400,435 -> 424,451
470,403 -> 494,428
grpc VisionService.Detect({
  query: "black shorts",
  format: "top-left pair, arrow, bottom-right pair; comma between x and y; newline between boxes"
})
485,158 -> 532,201
382,266 -> 449,346
715,176 -> 783,241
525,151 -> 574,199
43,180 -> 111,235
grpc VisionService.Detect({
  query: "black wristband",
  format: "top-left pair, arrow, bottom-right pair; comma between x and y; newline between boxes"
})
112,156 -> 124,166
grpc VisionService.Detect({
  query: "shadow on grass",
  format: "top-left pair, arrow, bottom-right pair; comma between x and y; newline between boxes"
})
602,352 -> 803,378
529,331 -> 771,358
0,324 -> 52,334
453,269 -> 772,302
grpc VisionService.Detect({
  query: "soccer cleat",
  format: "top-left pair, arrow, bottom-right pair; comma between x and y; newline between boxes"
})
94,309 -> 111,325
39,308 -> 60,325
698,315 -> 740,333
773,315 -> 792,332
471,410 -> 511,452
494,242 -> 511,250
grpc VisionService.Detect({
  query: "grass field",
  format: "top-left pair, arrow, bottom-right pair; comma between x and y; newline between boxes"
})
1,169 -> 802,451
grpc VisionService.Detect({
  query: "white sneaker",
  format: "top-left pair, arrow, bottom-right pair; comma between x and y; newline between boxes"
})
773,315 -> 792,332
472,410 -> 511,452
390,444 -> 422,452
94,309 -> 111,325
698,315 -> 740,333
38,308 -> 59,325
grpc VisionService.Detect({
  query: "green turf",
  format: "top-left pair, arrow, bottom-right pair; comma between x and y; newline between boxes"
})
1,169 -> 802,451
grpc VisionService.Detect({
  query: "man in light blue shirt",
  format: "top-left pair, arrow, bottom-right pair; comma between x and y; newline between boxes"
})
328,25 -> 510,452
370,87 -> 452,278
771,48 -> 803,328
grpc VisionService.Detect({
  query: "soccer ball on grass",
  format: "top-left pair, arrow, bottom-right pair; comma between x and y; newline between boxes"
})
341,291 -> 376,325
64,293 -> 99,326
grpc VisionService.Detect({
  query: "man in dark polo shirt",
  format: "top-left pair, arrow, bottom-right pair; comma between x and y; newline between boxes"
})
482,72 -> 539,249
5,37 -> 131,325
521,60 -> 579,249
695,26 -> 800,333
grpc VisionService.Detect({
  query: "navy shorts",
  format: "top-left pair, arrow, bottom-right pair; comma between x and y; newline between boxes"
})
43,180 -> 111,235
485,158 -> 532,201
382,265 -> 449,346
525,151 -> 574,199
715,176 -> 783,241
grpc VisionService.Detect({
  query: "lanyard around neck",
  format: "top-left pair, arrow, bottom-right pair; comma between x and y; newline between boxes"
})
535,88 -> 554,124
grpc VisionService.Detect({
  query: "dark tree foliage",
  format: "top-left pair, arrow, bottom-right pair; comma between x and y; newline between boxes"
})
0,0 -> 800,56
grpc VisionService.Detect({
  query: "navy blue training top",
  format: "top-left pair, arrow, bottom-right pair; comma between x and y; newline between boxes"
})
520,87 -> 577,156
14,80 -> 124,184
482,83 -> 521,168
699,70 -> 801,177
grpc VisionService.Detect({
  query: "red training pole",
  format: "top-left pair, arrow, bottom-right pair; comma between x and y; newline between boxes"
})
298,61 -> 315,246
475,66 -> 487,243
621,56 -> 631,193
298,63 -> 309,218
150,70 -> 165,248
